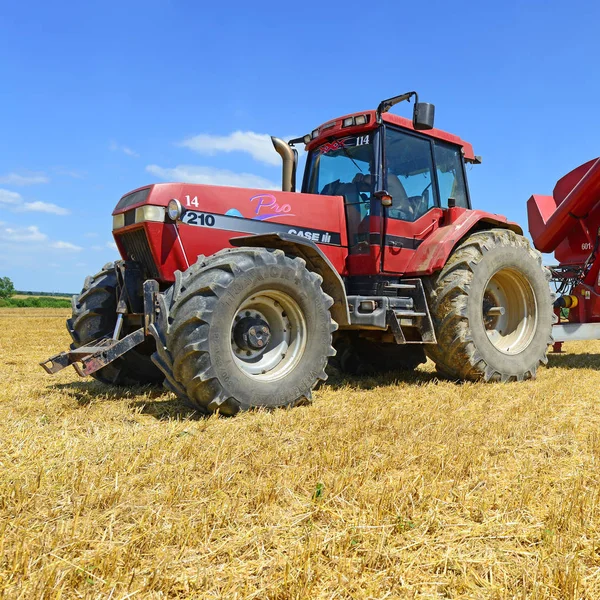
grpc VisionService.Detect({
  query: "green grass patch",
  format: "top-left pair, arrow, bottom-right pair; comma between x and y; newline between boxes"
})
0,297 -> 71,308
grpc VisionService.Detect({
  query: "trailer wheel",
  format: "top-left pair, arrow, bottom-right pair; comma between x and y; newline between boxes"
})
68,263 -> 164,386
425,229 -> 553,382
150,248 -> 337,415
331,333 -> 426,375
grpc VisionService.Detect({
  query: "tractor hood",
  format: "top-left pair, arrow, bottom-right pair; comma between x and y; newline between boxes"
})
111,182 -> 348,283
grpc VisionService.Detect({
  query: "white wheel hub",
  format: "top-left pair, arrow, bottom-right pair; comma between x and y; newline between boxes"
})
230,290 -> 307,381
482,267 -> 538,355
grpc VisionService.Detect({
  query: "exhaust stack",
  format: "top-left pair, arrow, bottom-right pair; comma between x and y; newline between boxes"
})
271,136 -> 297,192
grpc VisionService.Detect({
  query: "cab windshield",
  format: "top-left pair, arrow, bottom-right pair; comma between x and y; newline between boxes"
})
304,134 -> 374,253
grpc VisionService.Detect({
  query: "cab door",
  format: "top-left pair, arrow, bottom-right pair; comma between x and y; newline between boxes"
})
381,129 -> 470,274
383,208 -> 443,274
381,128 -> 440,274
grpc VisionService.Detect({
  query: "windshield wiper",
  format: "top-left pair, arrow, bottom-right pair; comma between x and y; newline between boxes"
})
338,141 -> 364,174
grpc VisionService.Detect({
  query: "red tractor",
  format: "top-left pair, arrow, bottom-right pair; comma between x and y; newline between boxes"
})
41,92 -> 554,414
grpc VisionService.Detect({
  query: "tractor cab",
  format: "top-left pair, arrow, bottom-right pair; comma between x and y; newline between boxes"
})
292,93 -> 479,273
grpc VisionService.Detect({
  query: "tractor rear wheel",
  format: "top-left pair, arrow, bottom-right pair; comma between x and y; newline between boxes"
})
425,229 -> 553,382
331,333 -> 426,375
68,263 -> 164,386
150,248 -> 337,415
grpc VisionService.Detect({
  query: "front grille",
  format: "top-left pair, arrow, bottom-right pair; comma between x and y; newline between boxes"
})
118,229 -> 160,279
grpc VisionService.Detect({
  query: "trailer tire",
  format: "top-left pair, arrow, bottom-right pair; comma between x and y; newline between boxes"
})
424,229 -> 553,382
331,333 -> 426,375
67,263 -> 164,386
150,248 -> 337,415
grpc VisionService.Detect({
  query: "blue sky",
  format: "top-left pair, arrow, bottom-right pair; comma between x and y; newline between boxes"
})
0,0 -> 598,292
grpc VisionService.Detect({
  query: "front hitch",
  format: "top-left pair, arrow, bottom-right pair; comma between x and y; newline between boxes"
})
39,280 -> 160,377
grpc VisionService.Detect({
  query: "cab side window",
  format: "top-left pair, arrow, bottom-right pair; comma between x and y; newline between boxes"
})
434,142 -> 469,209
385,128 -> 437,222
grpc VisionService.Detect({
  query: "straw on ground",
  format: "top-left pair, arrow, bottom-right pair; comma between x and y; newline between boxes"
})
1,307 -> 599,598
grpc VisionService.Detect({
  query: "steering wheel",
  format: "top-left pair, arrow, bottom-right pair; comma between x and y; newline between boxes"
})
412,181 -> 432,217
420,181 -> 433,196
389,205 -> 414,221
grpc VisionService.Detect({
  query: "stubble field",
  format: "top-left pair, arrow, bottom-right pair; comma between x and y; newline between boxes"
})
1,307 -> 600,599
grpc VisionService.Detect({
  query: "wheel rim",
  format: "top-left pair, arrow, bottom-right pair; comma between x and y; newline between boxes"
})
230,289 -> 307,381
482,267 -> 538,355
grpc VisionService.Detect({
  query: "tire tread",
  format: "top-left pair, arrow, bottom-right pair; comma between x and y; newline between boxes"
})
150,248 -> 336,415
425,229 -> 552,382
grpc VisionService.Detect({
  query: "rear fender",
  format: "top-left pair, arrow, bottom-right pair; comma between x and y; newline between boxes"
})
404,208 -> 523,276
230,232 -> 350,326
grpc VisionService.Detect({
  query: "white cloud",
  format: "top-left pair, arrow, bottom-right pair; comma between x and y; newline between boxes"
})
0,224 -> 48,243
0,188 -> 69,215
54,168 -> 86,179
146,164 -> 278,190
20,201 -> 70,216
0,189 -> 21,204
180,131 -> 287,167
110,141 -> 139,157
92,242 -> 118,252
0,223 -> 81,255
0,172 -> 49,186
50,241 -> 82,251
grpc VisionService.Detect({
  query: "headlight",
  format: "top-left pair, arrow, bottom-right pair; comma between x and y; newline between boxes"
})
112,214 -> 125,230
167,198 -> 183,221
134,205 -> 165,223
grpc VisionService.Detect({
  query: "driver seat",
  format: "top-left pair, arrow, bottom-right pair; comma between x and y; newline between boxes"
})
387,174 -> 413,219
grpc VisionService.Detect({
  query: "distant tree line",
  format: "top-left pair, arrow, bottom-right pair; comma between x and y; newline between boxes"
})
0,276 -> 72,307
15,290 -> 75,298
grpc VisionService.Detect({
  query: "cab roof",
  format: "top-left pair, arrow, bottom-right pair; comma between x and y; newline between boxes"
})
305,109 -> 476,162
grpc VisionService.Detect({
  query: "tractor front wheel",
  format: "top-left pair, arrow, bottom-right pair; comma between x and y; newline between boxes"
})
150,248 -> 337,415
425,229 -> 553,382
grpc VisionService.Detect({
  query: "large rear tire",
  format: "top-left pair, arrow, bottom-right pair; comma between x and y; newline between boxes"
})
425,229 -> 553,382
150,248 -> 337,415
331,333 -> 426,375
68,263 -> 164,386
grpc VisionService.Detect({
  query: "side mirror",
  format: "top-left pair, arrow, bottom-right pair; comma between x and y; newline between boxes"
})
413,102 -> 435,130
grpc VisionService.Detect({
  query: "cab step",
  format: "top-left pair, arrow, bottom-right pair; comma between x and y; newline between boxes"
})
384,283 -> 417,290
